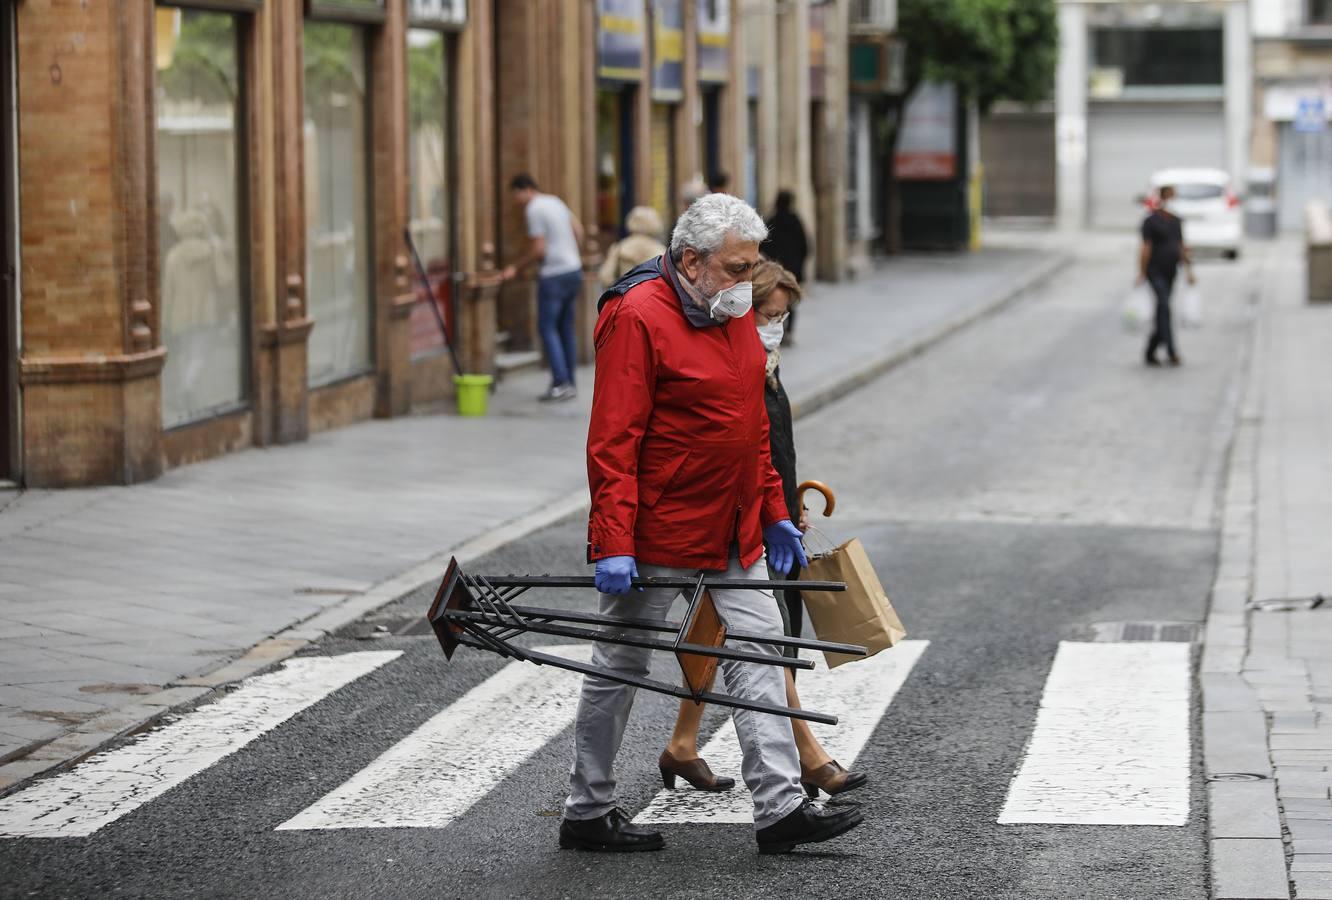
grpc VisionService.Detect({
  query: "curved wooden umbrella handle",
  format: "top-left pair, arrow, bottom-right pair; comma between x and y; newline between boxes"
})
797,480 -> 836,517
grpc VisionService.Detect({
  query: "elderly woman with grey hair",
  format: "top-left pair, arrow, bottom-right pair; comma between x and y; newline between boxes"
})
597,205 -> 666,285
560,193 -> 863,856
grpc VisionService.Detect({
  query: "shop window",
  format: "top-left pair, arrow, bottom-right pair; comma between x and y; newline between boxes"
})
303,21 -> 373,387
406,27 -> 454,359
155,6 -> 248,429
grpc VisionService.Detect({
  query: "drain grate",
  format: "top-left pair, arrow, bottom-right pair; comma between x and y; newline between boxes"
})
1089,621 -> 1200,643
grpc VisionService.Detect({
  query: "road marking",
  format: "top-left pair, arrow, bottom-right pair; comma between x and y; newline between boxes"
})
634,640 -> 930,825
998,641 -> 1192,826
277,644 -> 591,831
0,651 -> 401,838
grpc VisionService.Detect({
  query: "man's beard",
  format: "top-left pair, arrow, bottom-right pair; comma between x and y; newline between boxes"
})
692,270 -> 720,302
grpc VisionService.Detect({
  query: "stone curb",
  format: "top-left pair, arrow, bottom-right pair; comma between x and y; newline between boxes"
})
1204,258 -> 1291,900
0,252 -> 1070,797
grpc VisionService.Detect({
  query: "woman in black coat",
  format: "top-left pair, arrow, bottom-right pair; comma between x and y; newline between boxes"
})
760,191 -> 809,345
657,260 -> 867,801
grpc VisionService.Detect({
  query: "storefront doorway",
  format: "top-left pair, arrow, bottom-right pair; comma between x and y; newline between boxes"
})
1,1 -> 16,483
596,87 -> 636,239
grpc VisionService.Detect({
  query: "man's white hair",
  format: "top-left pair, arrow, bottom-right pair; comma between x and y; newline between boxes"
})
669,193 -> 768,262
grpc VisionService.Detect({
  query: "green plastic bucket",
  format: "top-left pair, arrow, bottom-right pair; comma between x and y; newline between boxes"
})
453,374 -> 493,417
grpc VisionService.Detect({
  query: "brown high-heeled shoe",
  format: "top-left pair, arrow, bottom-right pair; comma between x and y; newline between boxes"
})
800,760 -> 867,798
658,750 -> 735,792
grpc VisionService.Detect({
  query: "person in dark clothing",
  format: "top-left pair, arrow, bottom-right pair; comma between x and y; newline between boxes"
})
760,191 -> 809,345
1138,185 -> 1195,367
659,259 -> 867,802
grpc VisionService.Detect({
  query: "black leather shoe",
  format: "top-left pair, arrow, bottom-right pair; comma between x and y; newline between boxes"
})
755,799 -> 863,854
559,808 -> 664,853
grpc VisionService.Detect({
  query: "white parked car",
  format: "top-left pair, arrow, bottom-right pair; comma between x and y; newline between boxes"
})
1145,167 -> 1242,260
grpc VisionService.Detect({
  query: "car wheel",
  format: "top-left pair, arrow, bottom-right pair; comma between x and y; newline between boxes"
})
1223,249 -> 1240,261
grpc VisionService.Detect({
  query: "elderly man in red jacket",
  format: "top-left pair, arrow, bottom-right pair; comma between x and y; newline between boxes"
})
559,193 -> 863,855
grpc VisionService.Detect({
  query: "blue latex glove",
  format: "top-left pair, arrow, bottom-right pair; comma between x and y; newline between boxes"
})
763,519 -> 808,575
595,555 -> 640,595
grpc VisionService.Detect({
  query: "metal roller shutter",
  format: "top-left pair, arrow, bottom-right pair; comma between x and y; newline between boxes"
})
1087,101 -> 1226,228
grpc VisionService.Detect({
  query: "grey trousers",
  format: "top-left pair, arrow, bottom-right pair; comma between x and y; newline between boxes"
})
564,552 -> 805,830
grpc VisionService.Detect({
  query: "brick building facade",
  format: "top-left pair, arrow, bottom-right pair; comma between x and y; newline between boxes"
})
2,0 -> 882,488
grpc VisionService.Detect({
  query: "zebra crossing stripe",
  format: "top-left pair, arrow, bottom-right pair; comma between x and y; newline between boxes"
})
634,640 -> 930,825
277,644 -> 592,831
0,651 -> 402,839
998,641 -> 1192,826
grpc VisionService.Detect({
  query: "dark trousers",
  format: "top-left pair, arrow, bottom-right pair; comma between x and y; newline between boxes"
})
537,270 -> 582,387
769,559 -> 803,662
1145,269 -> 1177,361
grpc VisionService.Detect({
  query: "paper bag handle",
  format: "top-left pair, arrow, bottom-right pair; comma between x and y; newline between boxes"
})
797,480 -> 836,518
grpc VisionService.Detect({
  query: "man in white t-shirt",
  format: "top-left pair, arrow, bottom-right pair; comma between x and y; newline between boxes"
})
502,174 -> 585,401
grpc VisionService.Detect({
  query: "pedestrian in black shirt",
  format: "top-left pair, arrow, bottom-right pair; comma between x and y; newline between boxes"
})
1138,185 -> 1196,367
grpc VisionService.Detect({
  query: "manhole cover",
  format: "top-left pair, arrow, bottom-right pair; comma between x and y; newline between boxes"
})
1089,621 -> 1200,643
1207,773 -> 1268,782
1247,595 -> 1325,613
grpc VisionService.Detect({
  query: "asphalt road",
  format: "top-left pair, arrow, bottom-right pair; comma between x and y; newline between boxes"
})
1,244 -> 1260,899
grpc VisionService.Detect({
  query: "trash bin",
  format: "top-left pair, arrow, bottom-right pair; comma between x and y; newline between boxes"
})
453,374 -> 494,417
1307,201 -> 1332,304
1245,167 -> 1277,239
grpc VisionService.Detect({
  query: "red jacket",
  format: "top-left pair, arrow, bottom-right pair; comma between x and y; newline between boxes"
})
586,256 -> 789,571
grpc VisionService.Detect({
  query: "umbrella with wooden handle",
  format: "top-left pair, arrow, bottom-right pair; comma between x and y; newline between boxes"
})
797,480 -> 836,519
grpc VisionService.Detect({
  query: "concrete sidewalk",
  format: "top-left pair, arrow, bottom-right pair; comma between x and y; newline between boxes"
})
1203,239 -> 1332,900
0,245 -> 1066,791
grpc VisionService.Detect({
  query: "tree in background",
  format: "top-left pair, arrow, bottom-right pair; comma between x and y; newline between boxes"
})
882,0 -> 1057,252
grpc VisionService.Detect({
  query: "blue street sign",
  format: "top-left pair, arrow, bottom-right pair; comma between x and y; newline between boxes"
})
1294,96 -> 1326,134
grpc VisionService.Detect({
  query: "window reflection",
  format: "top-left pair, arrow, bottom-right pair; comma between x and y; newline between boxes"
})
304,21 -> 372,387
407,28 -> 452,358
155,7 -> 246,428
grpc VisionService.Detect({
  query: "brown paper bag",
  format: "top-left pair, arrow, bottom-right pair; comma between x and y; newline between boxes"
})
800,538 -> 907,668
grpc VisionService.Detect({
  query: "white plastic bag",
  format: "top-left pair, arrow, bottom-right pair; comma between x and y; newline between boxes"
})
1178,283 -> 1203,328
1122,284 -> 1154,333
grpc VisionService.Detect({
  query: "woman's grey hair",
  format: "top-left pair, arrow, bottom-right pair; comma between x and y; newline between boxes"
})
669,193 -> 768,262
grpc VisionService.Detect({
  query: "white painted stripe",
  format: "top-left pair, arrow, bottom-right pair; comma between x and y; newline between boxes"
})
277,644 -> 592,831
998,641 -> 1192,826
634,640 -> 930,825
0,651 -> 401,838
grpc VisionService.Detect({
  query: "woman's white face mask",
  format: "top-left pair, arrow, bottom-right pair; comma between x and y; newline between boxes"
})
707,281 -> 753,321
757,320 -> 784,351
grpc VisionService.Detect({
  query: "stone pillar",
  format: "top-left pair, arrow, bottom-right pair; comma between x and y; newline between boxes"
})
1055,1 -> 1088,231
748,1 -> 780,213
458,245 -> 502,377
1224,0 -> 1252,187
263,0 -> 313,444
16,0 -> 165,486
453,0 -> 497,379
776,0 -> 813,237
383,256 -> 415,416
679,0 -> 701,188
371,0 -> 409,418
814,0 -> 849,280
725,2 -> 749,201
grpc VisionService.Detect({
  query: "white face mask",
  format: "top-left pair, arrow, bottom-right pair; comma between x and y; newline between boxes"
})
707,281 -> 753,320
757,321 -> 784,351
